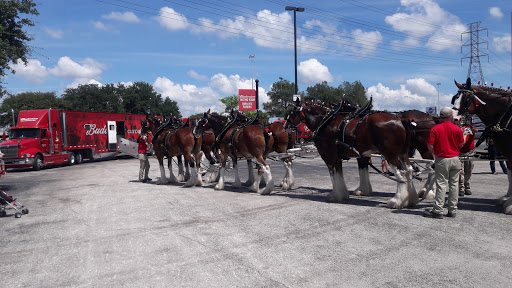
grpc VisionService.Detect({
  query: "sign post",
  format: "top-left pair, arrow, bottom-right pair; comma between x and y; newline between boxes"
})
239,89 -> 256,111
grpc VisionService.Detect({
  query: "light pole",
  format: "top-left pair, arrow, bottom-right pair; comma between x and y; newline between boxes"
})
285,6 -> 304,95
436,82 -> 441,115
249,55 -> 255,90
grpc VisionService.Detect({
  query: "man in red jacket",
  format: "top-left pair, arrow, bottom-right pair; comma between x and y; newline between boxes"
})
424,107 -> 468,219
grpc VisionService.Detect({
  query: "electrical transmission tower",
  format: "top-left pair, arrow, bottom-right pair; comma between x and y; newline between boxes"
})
461,22 -> 488,84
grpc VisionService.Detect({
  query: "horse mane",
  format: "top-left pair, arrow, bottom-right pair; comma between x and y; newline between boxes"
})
473,85 -> 512,97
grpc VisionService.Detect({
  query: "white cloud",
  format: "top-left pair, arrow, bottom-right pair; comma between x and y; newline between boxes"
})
489,7 -> 503,19
154,77 -> 220,117
43,27 -> 63,39
351,29 -> 382,56
157,7 -> 189,31
298,59 -> 333,85
11,59 -> 49,84
92,21 -> 108,31
365,78 -> 450,111
153,74 -> 269,117
493,35 -> 511,52
187,70 -> 209,81
49,56 -> 105,79
66,79 -> 102,89
385,0 -> 465,52
102,11 -> 140,23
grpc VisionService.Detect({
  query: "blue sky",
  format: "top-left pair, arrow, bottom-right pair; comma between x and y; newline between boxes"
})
3,0 -> 512,117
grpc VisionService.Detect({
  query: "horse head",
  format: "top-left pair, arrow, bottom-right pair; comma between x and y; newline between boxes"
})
193,109 -> 211,137
452,78 -> 478,116
284,100 -> 303,129
140,119 -> 150,135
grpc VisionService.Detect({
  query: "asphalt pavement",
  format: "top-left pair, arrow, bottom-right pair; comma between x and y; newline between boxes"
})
0,154 -> 511,287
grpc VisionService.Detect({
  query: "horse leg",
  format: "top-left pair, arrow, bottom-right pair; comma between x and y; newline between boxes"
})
254,156 -> 274,195
354,157 -> 372,196
194,151 -> 204,186
326,164 -> 350,203
418,161 -> 435,200
244,159 -> 255,187
183,152 -> 198,187
156,157 -> 168,185
232,158 -> 242,188
281,157 -> 294,190
386,165 -> 419,209
215,154 -> 228,190
176,155 -> 186,182
499,162 -> 512,214
167,157 -> 178,183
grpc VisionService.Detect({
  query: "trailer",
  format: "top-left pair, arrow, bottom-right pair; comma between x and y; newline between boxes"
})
0,109 -> 149,171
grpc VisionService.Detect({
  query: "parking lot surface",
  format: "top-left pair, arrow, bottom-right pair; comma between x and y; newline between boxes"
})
1,155 -> 511,287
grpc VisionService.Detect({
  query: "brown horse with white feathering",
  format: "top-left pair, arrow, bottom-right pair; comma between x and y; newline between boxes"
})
453,78 -> 512,214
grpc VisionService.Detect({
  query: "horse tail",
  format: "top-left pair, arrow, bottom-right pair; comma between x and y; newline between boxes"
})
400,119 -> 413,167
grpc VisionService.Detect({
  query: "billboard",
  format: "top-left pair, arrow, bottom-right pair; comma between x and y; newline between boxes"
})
426,106 -> 437,116
239,89 -> 256,111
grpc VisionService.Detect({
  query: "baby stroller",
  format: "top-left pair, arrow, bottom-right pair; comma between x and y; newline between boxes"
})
0,189 -> 29,218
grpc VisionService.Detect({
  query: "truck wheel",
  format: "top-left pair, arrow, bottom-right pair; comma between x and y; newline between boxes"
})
75,152 -> 83,164
68,153 -> 76,165
33,154 -> 44,171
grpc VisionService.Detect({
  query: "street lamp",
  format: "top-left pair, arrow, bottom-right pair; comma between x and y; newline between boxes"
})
436,82 -> 441,115
285,6 -> 304,95
249,55 -> 255,90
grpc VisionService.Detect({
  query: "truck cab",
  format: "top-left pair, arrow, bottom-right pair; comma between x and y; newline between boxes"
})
1,109 -> 68,170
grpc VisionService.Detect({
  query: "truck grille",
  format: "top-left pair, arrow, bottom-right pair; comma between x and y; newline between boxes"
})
1,145 -> 19,158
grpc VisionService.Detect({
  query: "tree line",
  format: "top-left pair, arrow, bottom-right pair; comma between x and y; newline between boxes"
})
0,82 -> 179,127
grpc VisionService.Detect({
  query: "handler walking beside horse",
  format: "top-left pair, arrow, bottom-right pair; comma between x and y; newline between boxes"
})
138,132 -> 151,183
424,107 -> 468,219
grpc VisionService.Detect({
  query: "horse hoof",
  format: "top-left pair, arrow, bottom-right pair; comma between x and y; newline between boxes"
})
353,190 -> 363,196
281,182 -> 289,191
504,205 -> 512,215
386,199 -> 402,209
497,196 -> 509,206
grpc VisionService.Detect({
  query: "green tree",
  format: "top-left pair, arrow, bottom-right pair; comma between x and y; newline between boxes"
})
0,91 -> 63,126
118,82 -> 162,115
0,0 -> 39,96
61,83 -> 122,113
220,95 -> 239,112
242,110 -> 270,125
338,81 -> 368,106
263,78 -> 296,117
305,81 -> 341,104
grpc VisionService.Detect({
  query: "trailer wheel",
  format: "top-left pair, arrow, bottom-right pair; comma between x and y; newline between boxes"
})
33,154 -> 44,171
15,212 -> 22,218
0,209 -> 6,217
75,152 -> 83,164
22,208 -> 29,215
68,153 -> 76,165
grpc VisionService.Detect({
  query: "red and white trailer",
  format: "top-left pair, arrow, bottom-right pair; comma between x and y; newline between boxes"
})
0,109 -> 149,170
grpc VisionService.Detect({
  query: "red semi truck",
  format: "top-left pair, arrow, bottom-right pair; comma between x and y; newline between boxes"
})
0,109 -> 148,170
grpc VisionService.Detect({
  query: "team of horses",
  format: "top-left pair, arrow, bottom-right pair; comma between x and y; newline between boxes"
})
140,80 -> 511,215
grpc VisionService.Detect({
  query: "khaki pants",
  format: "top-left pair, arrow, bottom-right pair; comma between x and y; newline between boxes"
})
432,156 -> 461,214
139,153 -> 150,181
459,160 -> 474,193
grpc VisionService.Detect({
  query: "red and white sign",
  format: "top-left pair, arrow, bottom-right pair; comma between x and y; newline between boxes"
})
238,89 -> 256,111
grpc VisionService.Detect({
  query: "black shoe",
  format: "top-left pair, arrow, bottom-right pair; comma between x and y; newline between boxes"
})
141,179 -> 147,183
458,192 -> 464,197
465,189 -> 472,195
423,210 -> 443,219
446,211 -> 456,218
145,178 -> 152,181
